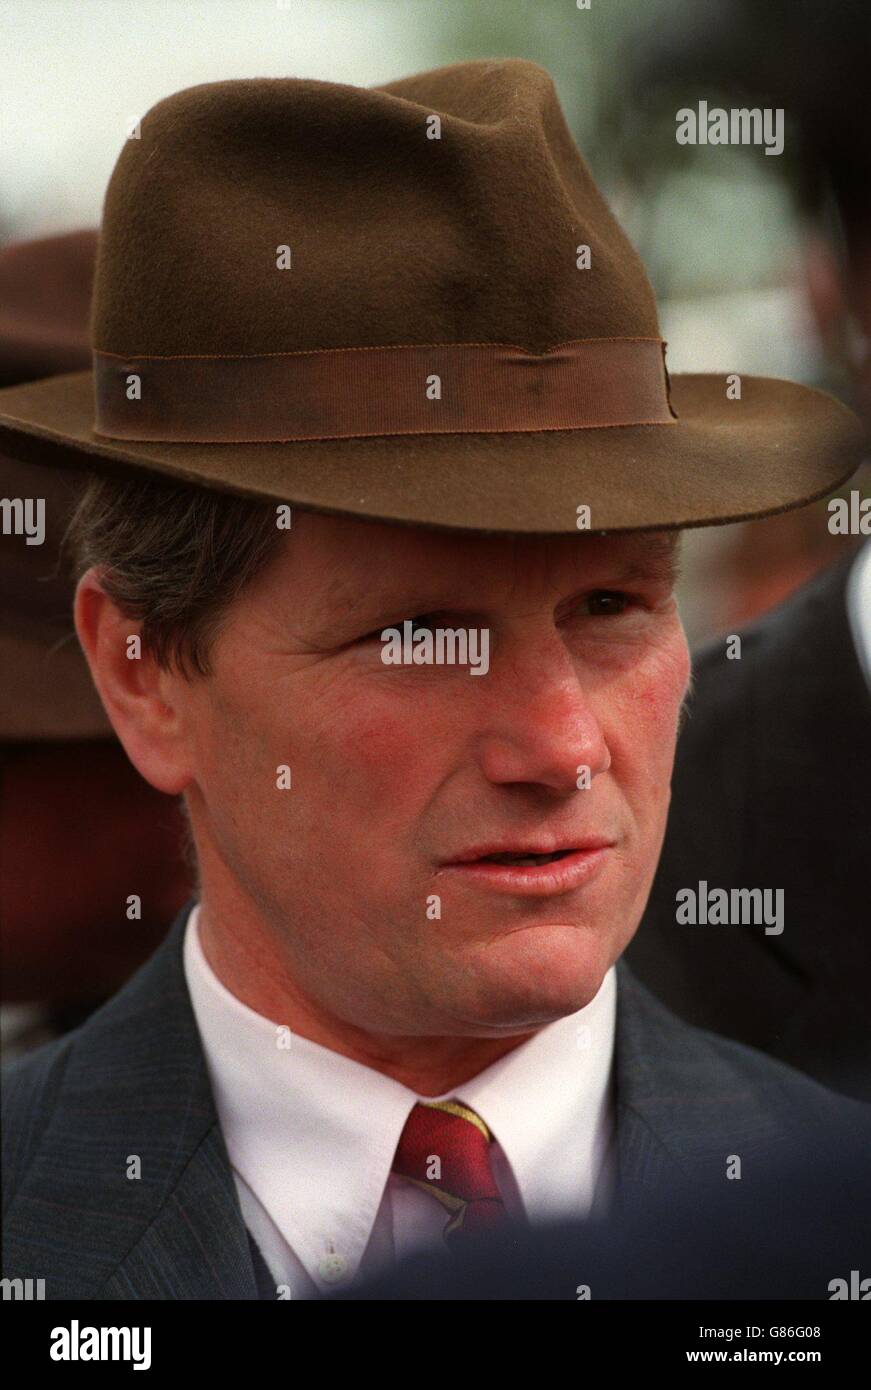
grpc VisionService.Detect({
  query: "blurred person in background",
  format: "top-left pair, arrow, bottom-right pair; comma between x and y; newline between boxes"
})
0,232 -> 192,1059
626,0 -> 871,1101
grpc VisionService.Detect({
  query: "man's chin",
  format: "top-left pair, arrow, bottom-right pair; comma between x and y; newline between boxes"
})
455,921 -> 615,1030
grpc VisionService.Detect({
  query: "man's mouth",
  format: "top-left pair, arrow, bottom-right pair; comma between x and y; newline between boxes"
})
477,849 -> 576,867
437,840 -> 614,896
445,839 -> 611,866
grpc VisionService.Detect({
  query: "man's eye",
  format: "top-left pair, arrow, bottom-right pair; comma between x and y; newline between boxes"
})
586,590 -> 630,616
403,613 -> 440,631
364,613 -> 438,640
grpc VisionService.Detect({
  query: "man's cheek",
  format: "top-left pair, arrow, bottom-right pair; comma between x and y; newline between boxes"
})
607,679 -> 686,825
326,693 -> 454,784
304,705 -> 441,893
625,640 -> 690,742
631,686 -> 684,753
193,710 -> 258,807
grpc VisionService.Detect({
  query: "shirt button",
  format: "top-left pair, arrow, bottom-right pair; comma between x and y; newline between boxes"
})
318,1252 -> 349,1284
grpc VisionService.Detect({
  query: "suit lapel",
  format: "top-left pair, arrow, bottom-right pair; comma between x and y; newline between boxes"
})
612,960 -> 688,1213
103,1126 -> 260,1300
610,957 -> 786,1216
4,902 -> 260,1299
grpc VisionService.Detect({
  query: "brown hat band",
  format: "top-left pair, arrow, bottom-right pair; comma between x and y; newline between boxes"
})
93,337 -> 677,444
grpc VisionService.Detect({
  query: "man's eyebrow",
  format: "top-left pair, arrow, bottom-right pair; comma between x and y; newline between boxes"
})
303,581 -> 463,644
311,535 -> 681,629
316,579 -> 452,622
615,535 -> 682,586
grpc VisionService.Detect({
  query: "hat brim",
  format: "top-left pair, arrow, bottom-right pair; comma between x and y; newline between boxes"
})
0,368 -> 863,534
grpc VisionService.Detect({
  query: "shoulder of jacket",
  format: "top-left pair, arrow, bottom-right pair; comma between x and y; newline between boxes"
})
2,1032 -> 77,1212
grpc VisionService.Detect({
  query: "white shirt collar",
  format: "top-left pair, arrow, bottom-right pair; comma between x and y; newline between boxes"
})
183,902 -> 616,1285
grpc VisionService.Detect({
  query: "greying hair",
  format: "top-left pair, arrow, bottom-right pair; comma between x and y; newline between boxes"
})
64,471 -> 285,675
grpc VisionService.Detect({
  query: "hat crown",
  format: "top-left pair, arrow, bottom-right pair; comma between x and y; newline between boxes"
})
92,59 -> 660,357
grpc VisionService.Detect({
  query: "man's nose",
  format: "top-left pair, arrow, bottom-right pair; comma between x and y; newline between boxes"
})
474,631 -> 610,794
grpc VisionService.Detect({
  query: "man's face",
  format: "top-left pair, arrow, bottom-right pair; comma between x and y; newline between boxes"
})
179,513 -> 690,1037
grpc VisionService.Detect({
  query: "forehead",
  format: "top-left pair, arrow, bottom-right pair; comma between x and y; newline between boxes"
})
257,512 -> 679,616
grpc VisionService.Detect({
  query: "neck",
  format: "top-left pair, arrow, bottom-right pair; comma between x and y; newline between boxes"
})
194,900 -> 536,1096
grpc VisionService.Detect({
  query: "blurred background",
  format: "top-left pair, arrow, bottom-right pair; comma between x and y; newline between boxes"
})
1,0 -> 869,1062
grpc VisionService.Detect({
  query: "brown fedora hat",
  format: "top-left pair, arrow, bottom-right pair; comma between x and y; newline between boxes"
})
0,58 -> 863,533
0,229 -> 110,739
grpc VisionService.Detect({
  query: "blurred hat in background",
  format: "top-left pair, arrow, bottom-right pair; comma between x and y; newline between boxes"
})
0,229 -> 110,739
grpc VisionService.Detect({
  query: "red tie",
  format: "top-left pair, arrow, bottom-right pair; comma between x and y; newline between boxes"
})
392,1099 -> 512,1250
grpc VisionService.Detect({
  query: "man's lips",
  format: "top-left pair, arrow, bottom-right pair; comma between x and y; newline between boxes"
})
437,839 -> 615,896
442,839 -> 614,866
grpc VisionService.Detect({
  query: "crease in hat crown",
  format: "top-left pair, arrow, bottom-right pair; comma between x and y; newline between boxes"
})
90,59 -> 663,364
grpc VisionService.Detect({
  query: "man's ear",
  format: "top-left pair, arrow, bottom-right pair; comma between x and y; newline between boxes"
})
73,567 -> 193,795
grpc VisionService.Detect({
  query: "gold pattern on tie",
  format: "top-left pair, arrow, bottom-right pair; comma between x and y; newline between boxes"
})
427,1099 -> 492,1139
391,1098 -> 512,1248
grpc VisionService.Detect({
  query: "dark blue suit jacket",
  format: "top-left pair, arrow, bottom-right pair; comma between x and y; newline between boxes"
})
3,902 -> 868,1299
